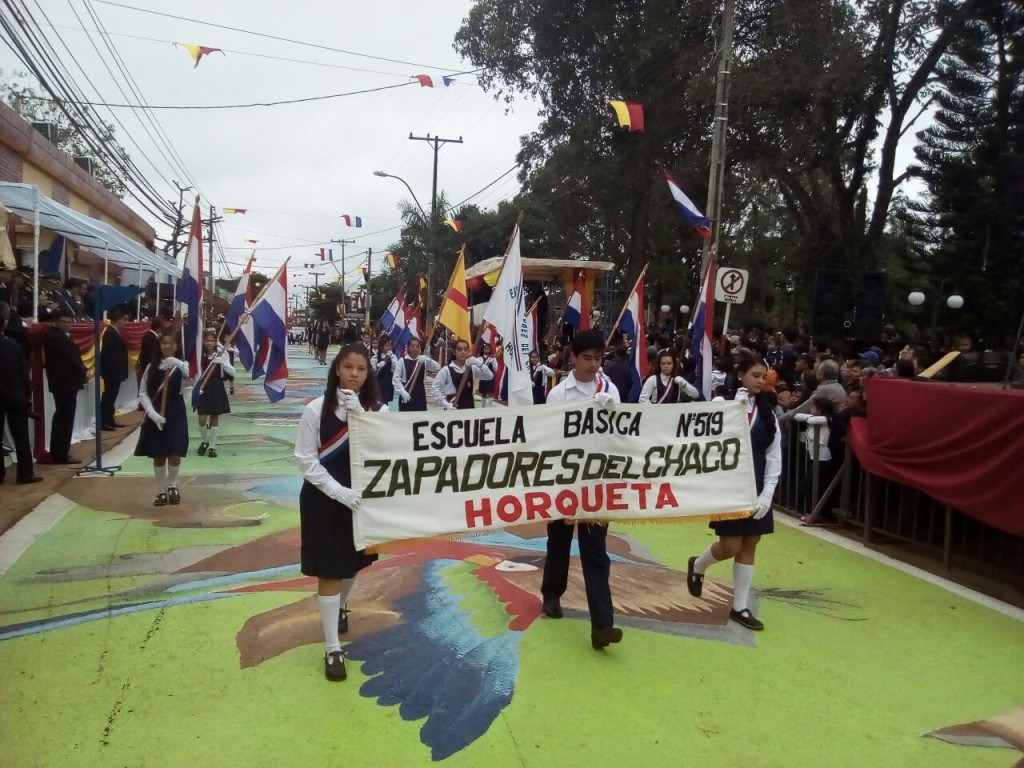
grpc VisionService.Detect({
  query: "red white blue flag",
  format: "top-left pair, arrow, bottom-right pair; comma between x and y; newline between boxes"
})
178,202 -> 204,378
661,168 -> 712,241
563,271 -> 590,330
249,265 -> 289,402
616,270 -> 648,403
690,256 -> 717,400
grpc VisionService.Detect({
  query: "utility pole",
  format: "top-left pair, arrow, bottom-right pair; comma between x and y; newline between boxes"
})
363,248 -> 372,328
700,0 -> 736,281
331,237 -> 356,313
409,133 -> 463,327
169,181 -> 193,260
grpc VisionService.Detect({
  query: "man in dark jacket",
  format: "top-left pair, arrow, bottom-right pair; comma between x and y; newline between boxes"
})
136,316 -> 164,384
99,310 -> 129,430
0,301 -> 42,484
44,309 -> 88,464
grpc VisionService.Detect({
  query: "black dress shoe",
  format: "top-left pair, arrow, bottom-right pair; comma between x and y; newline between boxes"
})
729,608 -> 764,631
196,442 -> 208,456
324,650 -> 347,681
16,476 -> 44,485
102,425 -> 116,432
542,596 -> 563,619
338,608 -> 349,635
686,556 -> 704,598
168,487 -> 181,505
591,626 -> 623,649
207,448 -> 218,458
154,493 -> 168,507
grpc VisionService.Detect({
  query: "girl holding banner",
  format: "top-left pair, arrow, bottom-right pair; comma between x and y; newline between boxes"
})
195,331 -> 234,458
135,332 -> 190,507
392,337 -> 440,412
638,350 -> 699,404
686,350 -> 782,631
293,343 -> 385,682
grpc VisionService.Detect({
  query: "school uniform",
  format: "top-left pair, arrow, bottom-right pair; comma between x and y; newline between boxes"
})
374,352 -> 395,403
432,360 -> 493,410
541,372 -> 620,631
637,373 -> 700,404
530,362 -> 555,405
195,351 -> 234,415
476,355 -> 499,396
294,395 -> 385,579
710,390 -> 782,537
135,362 -> 190,458
393,354 -> 440,412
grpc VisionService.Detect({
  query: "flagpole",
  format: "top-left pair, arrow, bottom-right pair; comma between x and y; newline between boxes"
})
605,263 -> 649,348
194,257 -> 290,394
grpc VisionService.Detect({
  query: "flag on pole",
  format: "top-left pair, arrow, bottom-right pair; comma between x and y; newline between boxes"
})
225,259 -> 255,371
438,247 -> 472,343
388,303 -> 408,345
320,247 -> 333,262
444,219 -> 463,233
178,202 -> 204,378
417,273 -> 427,307
221,207 -> 247,214
563,271 -> 590,330
607,100 -> 645,132
385,252 -> 400,269
360,266 -> 369,279
482,225 -> 533,406
40,234 -> 66,278
248,267 -> 289,402
660,168 -> 712,240
616,271 -> 648,402
397,305 -> 421,353
341,215 -> 363,228
690,256 -> 717,400
380,288 -> 404,333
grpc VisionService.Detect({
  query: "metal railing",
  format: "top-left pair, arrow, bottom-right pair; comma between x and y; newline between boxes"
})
774,420 -> 1024,590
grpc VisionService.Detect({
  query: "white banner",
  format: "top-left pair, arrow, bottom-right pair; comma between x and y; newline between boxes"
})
349,400 -> 757,550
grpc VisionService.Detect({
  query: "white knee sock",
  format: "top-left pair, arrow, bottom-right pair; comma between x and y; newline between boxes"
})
318,593 -> 342,654
199,423 -> 209,442
208,427 -> 219,449
154,464 -> 168,494
732,562 -> 754,612
693,545 -> 720,575
167,464 -> 180,488
337,578 -> 355,612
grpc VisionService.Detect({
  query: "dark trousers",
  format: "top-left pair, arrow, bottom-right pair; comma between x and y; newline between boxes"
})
49,391 -> 78,461
541,520 -> 614,629
0,402 -> 34,482
100,377 -> 121,427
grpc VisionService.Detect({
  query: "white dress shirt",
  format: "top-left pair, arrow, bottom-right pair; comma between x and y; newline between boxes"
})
431,361 -> 494,407
392,354 -> 441,400
293,393 -> 389,503
546,371 -> 620,405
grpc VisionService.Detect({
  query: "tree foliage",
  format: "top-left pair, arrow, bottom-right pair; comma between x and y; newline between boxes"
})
0,70 -> 129,198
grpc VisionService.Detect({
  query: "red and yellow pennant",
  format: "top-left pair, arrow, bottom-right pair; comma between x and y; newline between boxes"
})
607,100 -> 645,132
175,43 -> 225,68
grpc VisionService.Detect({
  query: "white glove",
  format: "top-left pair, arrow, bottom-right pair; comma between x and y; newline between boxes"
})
334,486 -> 361,512
215,352 -> 231,366
675,376 -> 699,399
752,495 -> 772,520
465,356 -> 482,368
160,356 -> 185,372
147,411 -> 166,431
339,389 -> 364,413
443,399 -> 457,410
593,392 -> 616,410
674,376 -> 686,386
417,355 -> 433,365
399,391 -> 411,403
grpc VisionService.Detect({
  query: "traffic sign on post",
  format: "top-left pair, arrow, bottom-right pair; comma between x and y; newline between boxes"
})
714,268 -> 748,304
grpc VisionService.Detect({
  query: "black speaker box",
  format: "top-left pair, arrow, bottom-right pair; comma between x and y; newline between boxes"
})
812,269 -> 847,339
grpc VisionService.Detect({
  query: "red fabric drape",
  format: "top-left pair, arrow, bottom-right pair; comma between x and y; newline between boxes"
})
849,378 -> 1024,536
28,320 -> 150,458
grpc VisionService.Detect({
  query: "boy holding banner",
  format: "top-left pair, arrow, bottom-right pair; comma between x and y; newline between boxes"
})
540,329 -> 624,650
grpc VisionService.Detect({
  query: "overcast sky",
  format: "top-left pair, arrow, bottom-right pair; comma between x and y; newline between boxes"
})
1,0 -> 542,292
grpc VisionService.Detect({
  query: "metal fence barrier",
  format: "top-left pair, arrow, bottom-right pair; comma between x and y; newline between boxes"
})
774,420 -> 1024,590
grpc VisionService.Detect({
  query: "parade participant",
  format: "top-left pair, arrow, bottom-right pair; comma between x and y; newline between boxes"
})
137,317 -> 164,385
0,302 -> 41,484
475,342 -> 499,407
294,343 -> 385,681
194,331 -> 234,458
316,322 -> 330,365
99,311 -> 129,431
540,328 -> 623,650
686,349 -> 781,631
136,332 -> 190,506
43,309 -> 88,464
392,337 -> 440,412
222,332 -> 238,395
638,349 -> 699,404
432,339 -> 493,410
373,337 -> 396,407
528,349 -> 555,405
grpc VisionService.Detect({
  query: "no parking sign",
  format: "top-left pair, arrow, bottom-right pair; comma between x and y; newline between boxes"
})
714,268 -> 749,304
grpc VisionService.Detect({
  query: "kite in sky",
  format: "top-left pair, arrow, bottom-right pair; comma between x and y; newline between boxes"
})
341,215 -> 363,228
608,100 -> 645,132
444,219 -> 463,233
222,207 -> 247,214
413,75 -> 455,87
175,43 -> 225,68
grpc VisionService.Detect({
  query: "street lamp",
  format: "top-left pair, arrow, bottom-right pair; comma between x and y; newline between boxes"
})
907,280 -> 964,343
372,171 -> 427,220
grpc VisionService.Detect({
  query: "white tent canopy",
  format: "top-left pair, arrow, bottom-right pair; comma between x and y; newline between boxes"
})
0,182 -> 177,278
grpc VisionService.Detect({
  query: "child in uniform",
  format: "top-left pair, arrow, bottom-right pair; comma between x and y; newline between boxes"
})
195,331 -> 234,458
392,337 -> 440,412
136,332 -> 190,506
638,349 -> 699,404
294,343 -> 386,681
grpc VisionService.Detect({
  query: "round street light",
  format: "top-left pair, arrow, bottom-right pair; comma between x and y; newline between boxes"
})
946,294 -> 964,310
907,291 -> 926,306
679,304 -> 690,315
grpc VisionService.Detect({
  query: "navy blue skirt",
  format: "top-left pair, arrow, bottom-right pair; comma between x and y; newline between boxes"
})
710,508 -> 774,537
